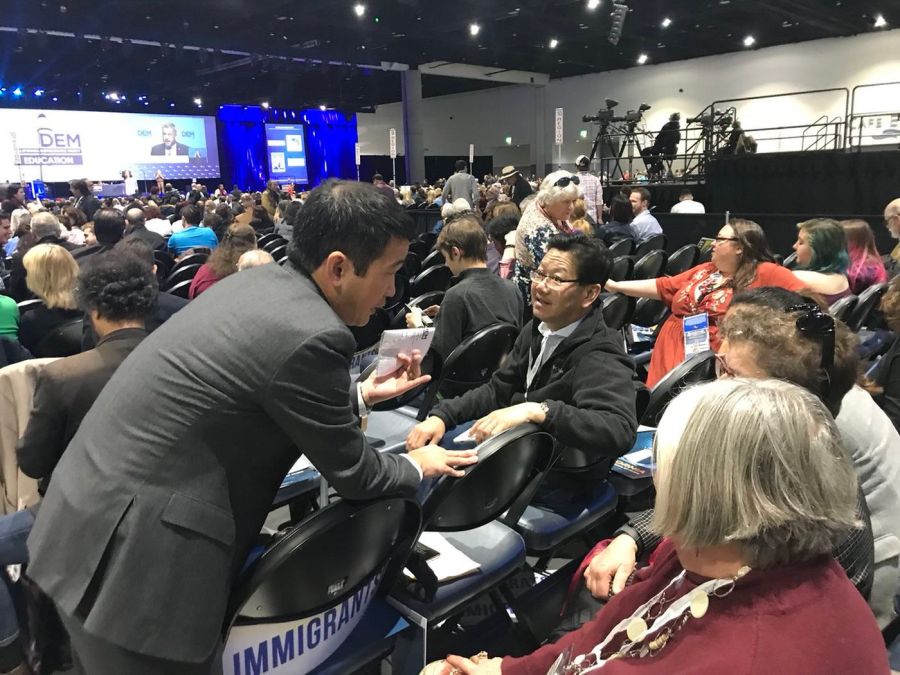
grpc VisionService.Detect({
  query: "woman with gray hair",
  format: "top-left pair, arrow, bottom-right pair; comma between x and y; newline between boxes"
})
512,170 -> 578,303
423,379 -> 886,674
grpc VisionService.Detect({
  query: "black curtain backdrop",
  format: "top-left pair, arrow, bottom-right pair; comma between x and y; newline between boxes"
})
359,155 -> 494,186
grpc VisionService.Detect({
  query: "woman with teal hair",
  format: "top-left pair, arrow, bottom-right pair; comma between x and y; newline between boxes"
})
792,218 -> 852,305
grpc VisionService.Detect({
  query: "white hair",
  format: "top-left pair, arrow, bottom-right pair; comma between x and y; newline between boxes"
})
440,198 -> 472,220
536,170 -> 582,206
652,378 -> 859,568
237,249 -> 275,271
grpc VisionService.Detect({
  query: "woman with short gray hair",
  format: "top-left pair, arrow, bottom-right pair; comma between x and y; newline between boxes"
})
512,169 -> 578,303
423,378 -> 886,675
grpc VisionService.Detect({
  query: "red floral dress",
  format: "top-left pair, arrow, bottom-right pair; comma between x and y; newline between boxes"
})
646,262 -> 805,388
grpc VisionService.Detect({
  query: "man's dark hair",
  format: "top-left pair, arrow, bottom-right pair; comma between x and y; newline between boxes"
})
181,204 -> 203,226
609,194 -> 634,223
437,211 -> 487,261
284,200 -> 302,225
372,174 -> 384,182
486,213 -> 518,244
3,185 -> 20,200
69,179 -> 90,196
203,212 -> 226,240
630,186 -> 651,204
114,237 -> 154,269
92,209 -> 125,245
0,212 -> 10,223
679,189 -> 694,199
78,249 -> 158,321
454,159 -> 467,172
289,180 -> 415,276
546,232 -> 612,286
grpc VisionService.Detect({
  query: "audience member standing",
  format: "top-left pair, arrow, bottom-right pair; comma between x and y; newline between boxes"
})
628,187 -> 662,242
26,180 -> 475,673
513,170 -> 578,304
441,160 -> 479,208
574,155 -> 603,222
69,179 -> 101,221
261,180 -> 281,218
499,166 -> 533,207
372,173 -> 396,201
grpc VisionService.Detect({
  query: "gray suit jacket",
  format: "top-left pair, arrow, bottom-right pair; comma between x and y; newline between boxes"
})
26,263 -> 420,662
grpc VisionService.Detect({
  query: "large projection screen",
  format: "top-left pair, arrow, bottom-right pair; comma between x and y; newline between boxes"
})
0,108 -> 221,182
264,123 -> 309,184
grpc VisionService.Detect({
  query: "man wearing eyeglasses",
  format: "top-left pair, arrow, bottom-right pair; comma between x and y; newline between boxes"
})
407,232 -> 640,503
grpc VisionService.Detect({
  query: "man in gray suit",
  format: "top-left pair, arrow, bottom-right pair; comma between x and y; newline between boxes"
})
26,180 -> 477,674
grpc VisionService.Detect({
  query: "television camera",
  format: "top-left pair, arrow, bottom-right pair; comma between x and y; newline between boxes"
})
583,99 -> 652,125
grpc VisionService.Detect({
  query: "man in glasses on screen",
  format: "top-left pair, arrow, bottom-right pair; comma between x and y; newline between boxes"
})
151,122 -> 189,156
407,232 -> 640,506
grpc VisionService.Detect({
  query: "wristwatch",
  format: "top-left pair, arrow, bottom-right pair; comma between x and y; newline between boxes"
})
539,401 -> 550,420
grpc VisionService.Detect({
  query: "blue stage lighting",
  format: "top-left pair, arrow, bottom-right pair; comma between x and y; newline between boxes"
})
12,87 -> 23,97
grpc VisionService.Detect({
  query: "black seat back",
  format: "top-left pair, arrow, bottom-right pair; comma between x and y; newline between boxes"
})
607,238 -> 635,257
404,251 -> 422,278
388,291 -> 446,330
632,250 -> 668,280
225,496 -> 420,633
609,256 -> 634,282
267,244 -> 288,261
384,273 -> 408,314
152,250 -> 175,281
256,233 -> 281,249
664,244 -> 700,276
641,351 -> 717,426
848,282 -> 888,332
167,279 -> 193,299
635,234 -> 667,259
416,323 -> 520,418
829,295 -> 858,324
422,425 -> 554,530
417,232 -> 438,248
421,249 -> 445,271
172,252 -> 208,271
33,318 -> 83,358
601,293 -> 636,331
163,264 -> 202,290
630,297 -> 670,328
16,299 -> 44,316
782,251 -> 798,269
409,265 -> 453,296
261,237 -> 287,254
409,240 -> 431,259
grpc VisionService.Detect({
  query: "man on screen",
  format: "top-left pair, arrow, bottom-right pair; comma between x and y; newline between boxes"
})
151,122 -> 189,156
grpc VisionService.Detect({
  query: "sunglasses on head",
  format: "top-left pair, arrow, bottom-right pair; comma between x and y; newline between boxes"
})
786,302 -> 835,398
553,175 -> 580,188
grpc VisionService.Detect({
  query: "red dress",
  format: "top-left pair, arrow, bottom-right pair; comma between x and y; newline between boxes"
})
646,262 -> 805,388
187,263 -> 224,300
501,539 -> 886,675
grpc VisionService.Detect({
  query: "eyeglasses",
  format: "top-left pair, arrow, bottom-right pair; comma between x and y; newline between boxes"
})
553,175 -> 580,188
713,236 -> 739,244
786,302 -> 835,398
530,268 -> 581,289
714,353 -> 736,378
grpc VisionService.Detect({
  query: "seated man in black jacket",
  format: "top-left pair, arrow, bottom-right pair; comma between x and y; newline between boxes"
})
407,232 -> 639,503
0,250 -> 156,673
406,210 -> 523,362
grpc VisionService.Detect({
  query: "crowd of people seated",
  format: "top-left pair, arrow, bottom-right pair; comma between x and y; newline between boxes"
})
0,169 -> 898,674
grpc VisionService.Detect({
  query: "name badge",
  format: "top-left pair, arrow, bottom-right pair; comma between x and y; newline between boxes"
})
683,312 -> 710,356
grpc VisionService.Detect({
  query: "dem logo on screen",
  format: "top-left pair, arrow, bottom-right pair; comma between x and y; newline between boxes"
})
17,113 -> 84,166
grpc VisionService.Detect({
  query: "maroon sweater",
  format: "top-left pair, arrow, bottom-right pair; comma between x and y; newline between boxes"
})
502,539 -> 886,675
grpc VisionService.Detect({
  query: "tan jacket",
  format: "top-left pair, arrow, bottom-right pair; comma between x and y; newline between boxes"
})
0,358 -> 58,513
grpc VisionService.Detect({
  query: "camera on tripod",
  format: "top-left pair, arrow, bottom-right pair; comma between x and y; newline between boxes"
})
582,99 -> 651,125
687,109 -> 734,128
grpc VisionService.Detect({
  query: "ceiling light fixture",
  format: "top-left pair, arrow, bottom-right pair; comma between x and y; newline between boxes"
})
319,104 -> 327,111
549,38 -> 559,48
637,53 -> 648,64
354,4 -> 366,18
743,35 -> 756,47
661,17 -> 672,28
262,101 -> 270,109
469,23 -> 480,36
193,97 -> 202,106
587,0 -> 601,9
874,14 -> 888,28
